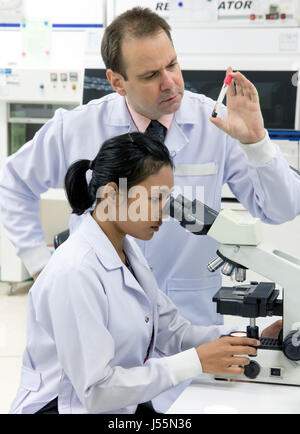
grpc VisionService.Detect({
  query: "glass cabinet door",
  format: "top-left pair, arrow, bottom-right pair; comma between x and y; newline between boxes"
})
8,103 -> 77,155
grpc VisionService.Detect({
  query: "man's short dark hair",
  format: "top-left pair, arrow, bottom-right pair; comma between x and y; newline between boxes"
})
101,7 -> 173,80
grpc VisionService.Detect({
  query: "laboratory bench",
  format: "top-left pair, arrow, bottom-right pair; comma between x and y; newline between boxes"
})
167,376 -> 300,414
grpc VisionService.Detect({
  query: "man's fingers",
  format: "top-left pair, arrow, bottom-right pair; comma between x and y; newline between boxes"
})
230,71 -> 259,103
209,116 -> 227,132
230,71 -> 248,85
226,65 -> 233,75
230,72 -> 245,97
235,81 -> 244,97
249,84 -> 259,103
226,80 -> 236,98
242,79 -> 259,103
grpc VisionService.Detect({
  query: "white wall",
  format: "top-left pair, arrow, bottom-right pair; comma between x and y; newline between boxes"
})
0,0 -> 106,69
22,0 -> 105,24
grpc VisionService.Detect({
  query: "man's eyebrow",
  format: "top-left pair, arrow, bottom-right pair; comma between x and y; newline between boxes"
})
136,57 -> 178,78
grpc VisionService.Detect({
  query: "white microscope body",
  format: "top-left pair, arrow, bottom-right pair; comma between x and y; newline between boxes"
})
208,208 -> 300,385
164,194 -> 300,386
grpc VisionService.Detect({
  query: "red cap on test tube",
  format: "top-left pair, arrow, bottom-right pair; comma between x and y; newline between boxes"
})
224,75 -> 233,86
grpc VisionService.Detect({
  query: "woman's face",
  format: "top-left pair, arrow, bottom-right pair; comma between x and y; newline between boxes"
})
117,164 -> 174,240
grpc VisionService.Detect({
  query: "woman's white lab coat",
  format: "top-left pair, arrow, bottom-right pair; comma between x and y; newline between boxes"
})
10,213 -> 230,414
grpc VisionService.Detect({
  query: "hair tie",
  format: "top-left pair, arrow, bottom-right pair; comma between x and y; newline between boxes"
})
89,160 -> 94,170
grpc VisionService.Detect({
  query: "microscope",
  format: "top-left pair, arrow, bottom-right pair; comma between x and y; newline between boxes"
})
163,193 -> 300,386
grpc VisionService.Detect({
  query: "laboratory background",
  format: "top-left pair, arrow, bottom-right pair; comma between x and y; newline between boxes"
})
1,0 -> 300,415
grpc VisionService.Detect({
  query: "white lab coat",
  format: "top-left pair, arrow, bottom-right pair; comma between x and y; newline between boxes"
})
10,213 -> 230,414
0,92 -> 299,327
1,91 -> 300,411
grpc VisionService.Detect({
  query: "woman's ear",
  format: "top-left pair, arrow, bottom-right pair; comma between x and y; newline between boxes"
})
94,182 -> 119,223
106,70 -> 127,96
104,182 -> 118,202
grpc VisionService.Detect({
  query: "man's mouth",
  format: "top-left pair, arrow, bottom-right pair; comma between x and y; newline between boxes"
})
161,94 -> 177,103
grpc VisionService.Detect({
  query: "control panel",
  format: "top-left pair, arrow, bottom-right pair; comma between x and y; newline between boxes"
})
111,1 -> 300,27
0,68 -> 83,103
217,0 -> 300,26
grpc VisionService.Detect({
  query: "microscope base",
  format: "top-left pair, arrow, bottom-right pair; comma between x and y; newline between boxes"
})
215,349 -> 300,386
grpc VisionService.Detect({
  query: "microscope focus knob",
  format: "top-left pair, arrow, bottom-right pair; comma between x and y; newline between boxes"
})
244,361 -> 260,379
283,331 -> 300,361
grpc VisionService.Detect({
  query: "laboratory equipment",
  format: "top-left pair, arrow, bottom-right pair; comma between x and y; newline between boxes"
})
83,68 -> 299,132
109,1 -> 300,28
0,68 -> 82,285
163,193 -> 300,386
211,74 -> 233,118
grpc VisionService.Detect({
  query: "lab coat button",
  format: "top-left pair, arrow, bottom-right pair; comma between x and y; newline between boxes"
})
145,316 -> 150,324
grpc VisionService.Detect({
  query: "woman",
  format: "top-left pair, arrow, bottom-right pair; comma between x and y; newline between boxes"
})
10,133 -> 259,414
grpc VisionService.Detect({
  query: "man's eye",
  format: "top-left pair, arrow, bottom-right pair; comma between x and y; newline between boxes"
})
145,72 -> 157,80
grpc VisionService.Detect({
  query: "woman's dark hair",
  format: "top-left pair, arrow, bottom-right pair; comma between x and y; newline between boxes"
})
65,132 -> 174,215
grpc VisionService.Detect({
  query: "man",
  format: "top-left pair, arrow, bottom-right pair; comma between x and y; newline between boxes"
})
0,7 -> 297,411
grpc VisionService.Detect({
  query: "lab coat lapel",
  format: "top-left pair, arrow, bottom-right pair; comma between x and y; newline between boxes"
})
121,263 -> 146,295
127,255 -> 158,306
79,214 -> 144,294
126,254 -> 159,342
165,120 -> 189,155
165,91 -> 199,154
107,94 -> 138,134
124,237 -> 159,337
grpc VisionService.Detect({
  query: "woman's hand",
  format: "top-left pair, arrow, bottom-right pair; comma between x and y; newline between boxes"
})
196,336 -> 260,375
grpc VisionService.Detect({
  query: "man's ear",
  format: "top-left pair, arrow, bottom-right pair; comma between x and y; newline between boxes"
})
106,69 -> 127,96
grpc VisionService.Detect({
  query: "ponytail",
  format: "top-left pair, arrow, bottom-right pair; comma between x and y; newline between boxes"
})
64,132 -> 174,216
65,159 -> 95,215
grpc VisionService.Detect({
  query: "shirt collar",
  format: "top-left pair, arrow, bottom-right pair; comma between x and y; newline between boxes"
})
125,97 -> 174,132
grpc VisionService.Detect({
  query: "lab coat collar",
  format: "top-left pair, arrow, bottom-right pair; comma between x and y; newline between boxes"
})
78,213 -> 157,299
123,237 -> 158,301
107,94 -> 132,128
106,92 -> 195,155
78,212 -> 132,271
78,213 -> 122,269
165,92 -> 199,154
174,91 -> 199,125
107,91 -> 198,128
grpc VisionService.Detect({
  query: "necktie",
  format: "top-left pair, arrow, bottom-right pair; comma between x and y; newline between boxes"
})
146,120 -> 166,143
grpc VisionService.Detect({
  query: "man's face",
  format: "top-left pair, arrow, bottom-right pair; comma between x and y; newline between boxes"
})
108,31 -> 185,119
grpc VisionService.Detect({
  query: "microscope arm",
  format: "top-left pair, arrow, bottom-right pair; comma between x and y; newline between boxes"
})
163,193 -> 300,360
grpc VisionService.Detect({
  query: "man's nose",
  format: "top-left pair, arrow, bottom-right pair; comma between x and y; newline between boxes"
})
160,70 -> 175,91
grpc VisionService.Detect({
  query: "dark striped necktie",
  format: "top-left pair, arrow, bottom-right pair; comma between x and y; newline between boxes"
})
146,120 -> 166,143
